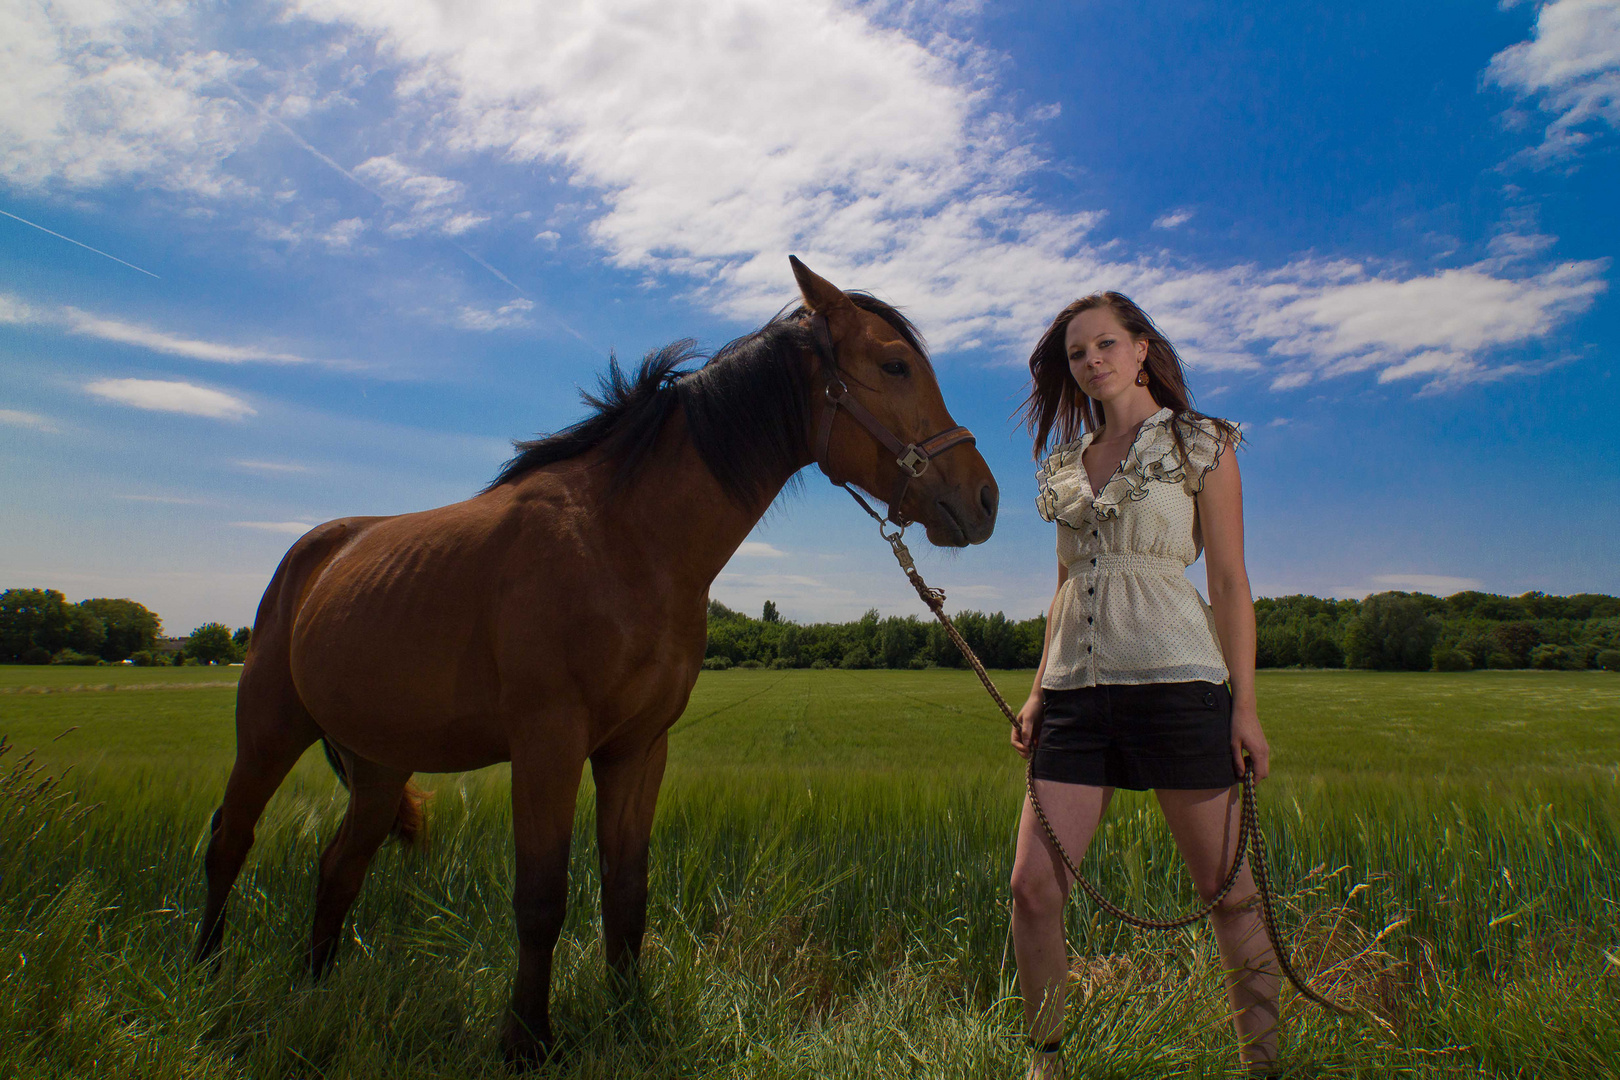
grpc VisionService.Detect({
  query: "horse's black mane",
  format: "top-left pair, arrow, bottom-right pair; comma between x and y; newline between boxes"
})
486,293 -> 928,506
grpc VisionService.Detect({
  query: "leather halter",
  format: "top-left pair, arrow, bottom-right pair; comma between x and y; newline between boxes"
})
808,312 -> 976,526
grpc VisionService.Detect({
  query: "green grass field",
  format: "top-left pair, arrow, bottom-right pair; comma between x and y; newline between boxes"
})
4,667 -> 1619,1078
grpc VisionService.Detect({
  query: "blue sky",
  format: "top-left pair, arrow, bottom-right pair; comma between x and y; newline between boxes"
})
2,0 -> 1617,636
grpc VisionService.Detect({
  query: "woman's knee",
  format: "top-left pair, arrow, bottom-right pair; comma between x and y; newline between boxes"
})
1010,862 -> 1068,922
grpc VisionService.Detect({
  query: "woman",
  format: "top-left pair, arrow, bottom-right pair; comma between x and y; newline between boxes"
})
1010,292 -> 1278,1077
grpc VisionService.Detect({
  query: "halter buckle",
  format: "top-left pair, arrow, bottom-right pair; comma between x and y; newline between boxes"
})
897,445 -> 929,477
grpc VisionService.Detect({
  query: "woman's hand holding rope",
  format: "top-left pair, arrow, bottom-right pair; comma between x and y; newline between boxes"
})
1011,694 -> 1043,760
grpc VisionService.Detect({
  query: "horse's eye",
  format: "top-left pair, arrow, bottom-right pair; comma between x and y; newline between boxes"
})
881,360 -> 909,377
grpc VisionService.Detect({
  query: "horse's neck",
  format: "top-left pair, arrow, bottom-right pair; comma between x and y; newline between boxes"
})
605,408 -> 806,594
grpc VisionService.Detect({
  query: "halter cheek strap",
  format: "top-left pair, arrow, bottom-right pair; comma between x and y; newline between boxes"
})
808,312 -> 976,526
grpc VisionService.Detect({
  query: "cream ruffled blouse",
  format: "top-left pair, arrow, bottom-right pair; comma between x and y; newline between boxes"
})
1035,407 -> 1235,690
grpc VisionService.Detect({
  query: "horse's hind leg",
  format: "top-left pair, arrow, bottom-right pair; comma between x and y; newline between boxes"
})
307,751 -> 414,978
193,688 -> 319,965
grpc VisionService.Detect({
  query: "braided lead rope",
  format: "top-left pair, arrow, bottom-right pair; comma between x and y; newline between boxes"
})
841,486 -> 1352,1014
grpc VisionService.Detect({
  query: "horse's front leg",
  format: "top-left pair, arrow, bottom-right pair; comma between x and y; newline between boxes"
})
504,728 -> 587,1067
590,731 -> 670,983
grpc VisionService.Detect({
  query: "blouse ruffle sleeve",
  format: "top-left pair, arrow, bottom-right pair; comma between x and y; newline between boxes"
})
1172,417 -> 1231,495
1099,414 -> 1235,516
1034,439 -> 1090,529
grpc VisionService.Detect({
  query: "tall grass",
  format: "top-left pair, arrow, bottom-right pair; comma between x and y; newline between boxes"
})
4,725 -> 1618,1078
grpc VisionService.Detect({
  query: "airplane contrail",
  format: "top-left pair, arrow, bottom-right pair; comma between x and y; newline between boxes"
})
221,81 -> 600,352
0,208 -> 161,279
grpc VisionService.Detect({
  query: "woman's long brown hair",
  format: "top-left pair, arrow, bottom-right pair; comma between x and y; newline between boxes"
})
1019,291 -> 1239,464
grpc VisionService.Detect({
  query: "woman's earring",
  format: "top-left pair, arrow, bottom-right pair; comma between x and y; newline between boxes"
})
1135,368 -> 1149,387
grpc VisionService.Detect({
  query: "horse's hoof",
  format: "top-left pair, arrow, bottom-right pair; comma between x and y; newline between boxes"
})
500,1021 -> 552,1071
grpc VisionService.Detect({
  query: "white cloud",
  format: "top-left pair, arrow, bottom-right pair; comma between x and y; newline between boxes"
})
353,155 -> 488,237
1488,230 -> 1557,263
234,459 -> 313,473
1152,208 -> 1194,229
1234,258 -> 1606,388
231,520 -> 315,534
735,541 -> 787,557
0,1 -> 255,196
86,378 -> 255,420
453,298 -> 534,331
64,308 -> 317,363
284,0 -> 1606,389
320,216 -> 366,250
2,291 -> 336,366
116,493 -> 210,504
0,407 -> 60,433
1488,0 -> 1620,161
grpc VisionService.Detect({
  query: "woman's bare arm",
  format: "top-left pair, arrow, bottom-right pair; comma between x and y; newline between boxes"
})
1012,561 -> 1067,759
1197,442 -> 1270,779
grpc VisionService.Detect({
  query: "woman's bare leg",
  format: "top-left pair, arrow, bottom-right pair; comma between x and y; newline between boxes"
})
1156,786 -> 1280,1070
1010,781 -> 1113,1078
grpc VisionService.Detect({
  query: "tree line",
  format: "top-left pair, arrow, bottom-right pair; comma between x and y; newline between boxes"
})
7,584 -> 1616,673
705,590 -> 1620,672
1254,590 -> 1620,672
0,588 -> 249,666
703,600 -> 1046,670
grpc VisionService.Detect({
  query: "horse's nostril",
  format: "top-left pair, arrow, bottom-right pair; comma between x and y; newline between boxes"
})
980,483 -> 998,517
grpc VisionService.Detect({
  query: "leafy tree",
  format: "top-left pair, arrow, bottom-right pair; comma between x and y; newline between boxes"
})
0,588 -> 104,661
1431,645 -> 1471,672
1490,622 -> 1542,668
761,600 -> 780,624
1345,592 -> 1440,671
186,622 -> 236,665
232,626 -> 252,660
77,598 -> 161,661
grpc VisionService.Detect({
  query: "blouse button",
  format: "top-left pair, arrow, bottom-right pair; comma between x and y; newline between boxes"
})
1087,587 -> 1094,595
1087,617 -> 1093,624
1087,646 -> 1092,653
1090,558 -> 1096,566
1092,530 -> 1098,538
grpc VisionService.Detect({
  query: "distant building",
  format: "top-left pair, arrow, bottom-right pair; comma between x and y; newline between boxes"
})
155,636 -> 188,655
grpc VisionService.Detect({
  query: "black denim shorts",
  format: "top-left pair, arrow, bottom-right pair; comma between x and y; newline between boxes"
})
1030,680 -> 1240,791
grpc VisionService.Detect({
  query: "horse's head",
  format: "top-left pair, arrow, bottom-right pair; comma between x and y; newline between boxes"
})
790,257 -> 998,548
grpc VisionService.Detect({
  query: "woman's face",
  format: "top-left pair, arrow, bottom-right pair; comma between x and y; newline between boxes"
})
1065,306 -> 1148,402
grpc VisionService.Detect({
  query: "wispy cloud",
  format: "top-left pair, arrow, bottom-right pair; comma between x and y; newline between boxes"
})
86,378 -> 255,420
1487,0 -> 1620,163
0,407 -> 61,433
1152,208 -> 1194,230
233,459 -> 313,474
1333,573 -> 1487,599
735,541 -> 787,558
453,298 -> 534,331
64,309 -> 317,363
354,156 -> 489,237
116,493 -> 210,505
2,291 -> 343,366
231,521 -> 315,534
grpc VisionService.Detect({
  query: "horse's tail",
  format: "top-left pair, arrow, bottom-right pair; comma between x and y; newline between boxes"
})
320,736 -> 429,848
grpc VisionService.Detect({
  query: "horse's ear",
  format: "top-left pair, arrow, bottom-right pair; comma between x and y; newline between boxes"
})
790,256 -> 854,315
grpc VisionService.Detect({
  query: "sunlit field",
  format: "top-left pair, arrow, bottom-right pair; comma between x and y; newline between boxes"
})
4,668 -> 1618,1077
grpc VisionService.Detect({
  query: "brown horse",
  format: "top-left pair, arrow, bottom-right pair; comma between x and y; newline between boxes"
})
190,258 -> 998,1063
